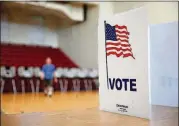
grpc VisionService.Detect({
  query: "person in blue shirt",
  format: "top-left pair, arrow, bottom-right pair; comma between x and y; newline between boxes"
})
40,57 -> 57,97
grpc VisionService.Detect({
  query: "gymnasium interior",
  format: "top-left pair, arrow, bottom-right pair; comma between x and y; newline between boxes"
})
0,1 -> 178,126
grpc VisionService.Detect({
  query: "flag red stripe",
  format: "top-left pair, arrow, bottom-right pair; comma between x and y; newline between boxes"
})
106,47 -> 132,52
115,38 -> 128,42
115,25 -> 128,31
107,51 -> 135,59
115,30 -> 130,35
123,53 -> 135,59
106,42 -> 130,47
107,51 -> 123,57
116,35 -> 129,39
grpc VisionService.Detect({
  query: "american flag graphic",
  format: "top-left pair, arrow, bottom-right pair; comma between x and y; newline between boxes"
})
105,23 -> 135,59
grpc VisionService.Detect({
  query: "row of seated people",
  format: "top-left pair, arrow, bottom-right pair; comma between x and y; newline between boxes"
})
0,66 -> 99,93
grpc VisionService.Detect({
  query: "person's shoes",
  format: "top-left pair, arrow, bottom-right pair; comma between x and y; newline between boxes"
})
48,87 -> 53,97
44,88 -> 48,96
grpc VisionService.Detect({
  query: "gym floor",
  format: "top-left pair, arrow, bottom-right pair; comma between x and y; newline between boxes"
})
1,91 -> 178,126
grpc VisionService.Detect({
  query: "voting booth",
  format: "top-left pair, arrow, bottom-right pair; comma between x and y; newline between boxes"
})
98,7 -> 150,119
149,21 -> 178,107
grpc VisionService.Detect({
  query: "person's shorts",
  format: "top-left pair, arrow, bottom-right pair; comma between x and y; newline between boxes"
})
44,79 -> 53,86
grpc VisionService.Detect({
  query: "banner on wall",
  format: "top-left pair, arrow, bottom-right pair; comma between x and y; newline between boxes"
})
98,7 -> 149,119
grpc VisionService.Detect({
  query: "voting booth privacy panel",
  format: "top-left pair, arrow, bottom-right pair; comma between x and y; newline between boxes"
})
149,21 -> 178,107
98,7 -> 150,119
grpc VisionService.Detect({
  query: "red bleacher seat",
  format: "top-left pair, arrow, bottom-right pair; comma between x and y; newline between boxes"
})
0,43 -> 78,68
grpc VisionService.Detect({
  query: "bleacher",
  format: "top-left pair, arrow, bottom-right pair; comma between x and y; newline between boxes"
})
1,43 -> 78,67
0,43 -> 98,93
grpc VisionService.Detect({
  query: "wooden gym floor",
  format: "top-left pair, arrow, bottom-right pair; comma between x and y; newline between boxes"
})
1,91 -> 99,114
1,91 -> 178,126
